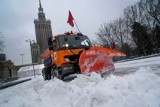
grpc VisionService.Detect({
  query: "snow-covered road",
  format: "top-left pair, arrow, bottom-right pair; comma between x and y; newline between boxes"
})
114,56 -> 160,76
0,56 -> 160,107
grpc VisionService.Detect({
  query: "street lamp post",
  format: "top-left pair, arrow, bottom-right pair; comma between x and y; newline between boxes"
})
25,39 -> 36,77
19,53 -> 24,64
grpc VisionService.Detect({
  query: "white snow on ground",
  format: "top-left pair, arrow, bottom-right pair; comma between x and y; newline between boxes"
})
0,56 -> 160,107
114,56 -> 160,75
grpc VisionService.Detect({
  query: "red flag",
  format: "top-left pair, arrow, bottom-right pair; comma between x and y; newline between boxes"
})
67,10 -> 74,27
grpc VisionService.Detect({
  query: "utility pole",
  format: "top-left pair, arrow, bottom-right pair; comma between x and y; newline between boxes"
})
25,39 -> 36,77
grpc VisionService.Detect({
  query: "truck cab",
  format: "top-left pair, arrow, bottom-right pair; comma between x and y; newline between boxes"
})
42,32 -> 92,80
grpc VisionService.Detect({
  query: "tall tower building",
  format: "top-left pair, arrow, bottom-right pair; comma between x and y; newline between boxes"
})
31,42 -> 41,63
34,0 -> 53,54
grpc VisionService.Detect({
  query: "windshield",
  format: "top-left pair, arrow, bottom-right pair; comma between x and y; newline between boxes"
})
58,35 -> 92,49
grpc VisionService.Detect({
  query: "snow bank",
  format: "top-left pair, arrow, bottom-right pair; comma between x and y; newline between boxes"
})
0,67 -> 160,107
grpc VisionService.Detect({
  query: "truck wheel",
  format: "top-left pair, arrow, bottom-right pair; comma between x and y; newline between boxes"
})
47,67 -> 51,80
58,75 -> 64,80
52,69 -> 64,80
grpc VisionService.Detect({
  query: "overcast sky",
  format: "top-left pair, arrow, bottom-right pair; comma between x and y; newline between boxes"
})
0,0 -> 139,65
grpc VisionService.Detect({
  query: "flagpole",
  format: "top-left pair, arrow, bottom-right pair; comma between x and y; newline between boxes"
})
73,19 -> 81,33
67,10 -> 81,33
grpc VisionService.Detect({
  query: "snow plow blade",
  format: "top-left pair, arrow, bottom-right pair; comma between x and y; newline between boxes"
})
79,46 -> 125,75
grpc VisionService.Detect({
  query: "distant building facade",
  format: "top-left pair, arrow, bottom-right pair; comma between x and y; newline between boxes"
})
31,42 -> 41,63
0,54 -> 18,81
34,0 -> 53,55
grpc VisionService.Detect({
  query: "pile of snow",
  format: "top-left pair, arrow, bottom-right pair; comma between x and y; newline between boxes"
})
0,67 -> 160,107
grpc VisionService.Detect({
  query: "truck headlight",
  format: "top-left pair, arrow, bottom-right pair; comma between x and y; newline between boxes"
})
65,44 -> 69,48
64,58 -> 70,62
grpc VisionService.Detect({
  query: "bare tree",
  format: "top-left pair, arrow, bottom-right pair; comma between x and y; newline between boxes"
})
96,18 -> 132,55
140,0 -> 160,25
96,24 -> 113,48
96,0 -> 160,57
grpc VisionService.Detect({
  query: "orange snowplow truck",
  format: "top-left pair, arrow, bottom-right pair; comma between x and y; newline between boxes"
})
42,32 -> 125,80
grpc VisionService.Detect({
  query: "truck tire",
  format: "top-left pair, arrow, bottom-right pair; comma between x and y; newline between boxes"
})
58,75 -> 64,80
52,68 -> 64,80
47,67 -> 51,80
